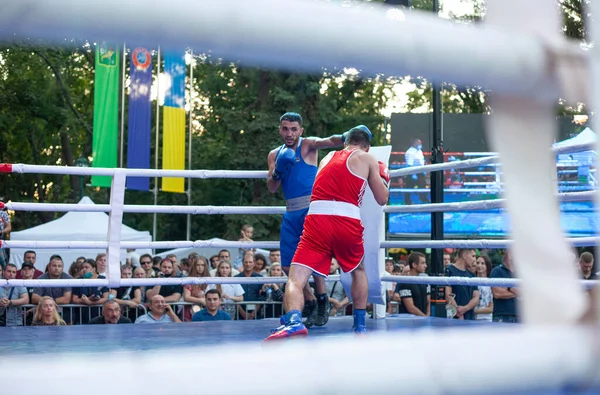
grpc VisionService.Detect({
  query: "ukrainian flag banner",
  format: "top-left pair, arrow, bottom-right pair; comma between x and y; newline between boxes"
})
161,52 -> 186,193
91,43 -> 120,187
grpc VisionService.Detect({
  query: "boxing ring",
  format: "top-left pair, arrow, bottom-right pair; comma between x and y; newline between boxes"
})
1,0 -> 600,393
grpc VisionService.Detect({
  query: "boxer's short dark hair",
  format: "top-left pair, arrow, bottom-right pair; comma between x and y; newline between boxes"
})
280,112 -> 303,125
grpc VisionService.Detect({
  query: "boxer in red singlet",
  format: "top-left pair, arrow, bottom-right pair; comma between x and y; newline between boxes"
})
265,126 -> 390,340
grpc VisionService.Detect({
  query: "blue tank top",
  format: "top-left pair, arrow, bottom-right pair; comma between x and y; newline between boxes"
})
280,138 -> 317,200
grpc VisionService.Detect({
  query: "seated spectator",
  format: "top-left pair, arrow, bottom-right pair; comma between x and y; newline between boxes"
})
179,258 -> 190,277
31,296 -> 66,326
139,254 -> 156,278
133,267 -> 148,304
385,258 -> 395,275
16,250 -> 43,279
325,260 -> 348,317
580,252 -> 597,280
146,259 -> 183,303
258,262 -> 285,318
89,300 -> 132,324
95,253 -> 107,276
269,249 -> 281,265
72,259 -> 109,324
235,252 -> 262,320
68,260 -> 84,280
32,255 -> 73,311
207,260 -> 244,319
135,295 -> 181,324
209,255 -> 219,271
192,289 -> 232,322
183,255 -> 210,321
0,263 -> 29,326
19,261 -> 37,325
253,253 -> 268,276
110,265 -> 142,321
152,256 -> 162,272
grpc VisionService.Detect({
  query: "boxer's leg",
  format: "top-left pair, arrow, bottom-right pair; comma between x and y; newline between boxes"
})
350,262 -> 368,334
264,264 -> 313,341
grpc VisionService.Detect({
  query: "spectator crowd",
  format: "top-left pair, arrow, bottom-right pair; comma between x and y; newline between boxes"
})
0,224 -> 597,327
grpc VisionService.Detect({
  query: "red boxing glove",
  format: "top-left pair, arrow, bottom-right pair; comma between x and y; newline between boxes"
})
378,161 -> 390,187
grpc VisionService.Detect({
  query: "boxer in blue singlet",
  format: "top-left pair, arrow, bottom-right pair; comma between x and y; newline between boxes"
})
267,112 -> 343,327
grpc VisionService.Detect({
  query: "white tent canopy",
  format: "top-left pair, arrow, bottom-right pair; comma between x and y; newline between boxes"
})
554,127 -> 597,163
9,196 -> 152,271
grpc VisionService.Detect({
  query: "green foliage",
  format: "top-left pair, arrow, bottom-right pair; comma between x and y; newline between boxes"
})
183,61 -> 387,241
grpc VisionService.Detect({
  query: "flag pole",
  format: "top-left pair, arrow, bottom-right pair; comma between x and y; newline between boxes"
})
186,51 -> 194,241
153,47 -> 161,252
119,42 -> 127,168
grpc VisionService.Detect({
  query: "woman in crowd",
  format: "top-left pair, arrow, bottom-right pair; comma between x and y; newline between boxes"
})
474,254 -> 493,321
72,259 -> 109,324
183,254 -> 210,321
68,261 -> 84,279
253,253 -> 268,276
207,260 -> 244,318
258,262 -> 285,318
32,296 -> 66,326
95,253 -> 107,275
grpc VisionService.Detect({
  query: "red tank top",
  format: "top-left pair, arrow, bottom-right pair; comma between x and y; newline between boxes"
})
311,149 -> 367,207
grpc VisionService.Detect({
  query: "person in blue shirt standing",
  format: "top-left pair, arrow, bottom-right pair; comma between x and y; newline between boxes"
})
445,249 -> 480,320
490,250 -> 519,323
266,112 -> 343,327
192,289 -> 232,322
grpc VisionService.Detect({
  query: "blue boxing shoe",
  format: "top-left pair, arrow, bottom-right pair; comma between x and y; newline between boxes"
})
352,309 -> 368,335
265,310 -> 308,341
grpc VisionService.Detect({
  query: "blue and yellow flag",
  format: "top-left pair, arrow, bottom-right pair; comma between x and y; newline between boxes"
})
161,52 -> 186,193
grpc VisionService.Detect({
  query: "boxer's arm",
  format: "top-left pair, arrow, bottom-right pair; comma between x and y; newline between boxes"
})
304,135 -> 344,151
365,155 -> 389,206
267,150 -> 281,193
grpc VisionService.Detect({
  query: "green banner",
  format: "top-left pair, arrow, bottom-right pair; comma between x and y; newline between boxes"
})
91,43 -> 120,187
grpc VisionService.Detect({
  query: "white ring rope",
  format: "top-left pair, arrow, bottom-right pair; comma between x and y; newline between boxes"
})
384,191 -> 595,213
3,191 -> 594,215
379,275 -> 598,290
3,236 -> 599,251
381,237 -> 600,248
1,138 -> 594,182
2,275 -> 596,290
3,164 -> 267,179
0,240 -> 280,250
4,202 -> 286,215
390,141 -> 594,178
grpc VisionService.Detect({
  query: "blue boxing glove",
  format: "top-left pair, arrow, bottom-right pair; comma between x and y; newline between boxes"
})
272,147 -> 295,181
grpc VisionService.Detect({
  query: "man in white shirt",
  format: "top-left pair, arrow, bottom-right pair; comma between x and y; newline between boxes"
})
404,139 -> 427,204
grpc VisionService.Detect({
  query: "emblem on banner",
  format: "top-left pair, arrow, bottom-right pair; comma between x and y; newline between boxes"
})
132,48 -> 152,70
98,44 -> 117,67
